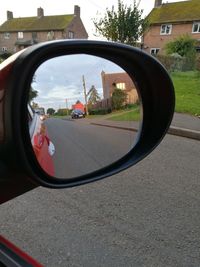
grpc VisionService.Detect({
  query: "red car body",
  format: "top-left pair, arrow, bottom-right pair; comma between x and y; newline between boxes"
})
28,106 -> 54,176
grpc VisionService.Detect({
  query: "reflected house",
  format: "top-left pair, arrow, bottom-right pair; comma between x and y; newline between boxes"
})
101,71 -> 138,108
72,101 -> 85,112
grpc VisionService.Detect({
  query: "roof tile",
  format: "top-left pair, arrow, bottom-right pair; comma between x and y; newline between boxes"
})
0,14 -> 74,32
148,0 -> 200,24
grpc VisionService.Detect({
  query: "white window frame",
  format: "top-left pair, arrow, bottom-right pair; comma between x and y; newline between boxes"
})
116,82 -> 126,90
4,32 -> 10,39
192,22 -> 200,33
47,31 -> 54,40
2,47 -> 8,52
160,24 -> 172,35
18,32 -> 24,39
150,48 -> 160,55
68,31 -> 74,39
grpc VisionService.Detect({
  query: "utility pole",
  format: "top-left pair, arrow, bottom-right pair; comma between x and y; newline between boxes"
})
65,98 -> 68,116
82,75 -> 88,115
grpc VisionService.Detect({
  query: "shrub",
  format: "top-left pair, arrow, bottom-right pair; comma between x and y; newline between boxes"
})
88,108 -> 111,115
111,88 -> 127,110
156,54 -> 196,72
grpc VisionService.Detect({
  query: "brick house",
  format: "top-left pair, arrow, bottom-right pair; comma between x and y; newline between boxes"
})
0,5 -> 88,55
101,71 -> 138,105
143,0 -> 200,55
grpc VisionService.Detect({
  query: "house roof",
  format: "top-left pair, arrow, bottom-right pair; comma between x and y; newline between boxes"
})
148,0 -> 200,25
0,14 -> 74,32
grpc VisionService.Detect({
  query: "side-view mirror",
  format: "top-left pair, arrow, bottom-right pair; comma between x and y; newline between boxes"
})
0,40 -> 175,203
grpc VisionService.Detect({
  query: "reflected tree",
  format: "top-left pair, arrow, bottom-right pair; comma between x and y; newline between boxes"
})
88,85 -> 101,106
47,108 -> 55,115
112,88 -> 127,110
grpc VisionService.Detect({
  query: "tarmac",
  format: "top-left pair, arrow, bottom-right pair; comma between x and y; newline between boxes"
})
84,112 -> 200,141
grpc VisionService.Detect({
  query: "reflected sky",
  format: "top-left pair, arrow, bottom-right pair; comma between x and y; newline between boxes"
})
32,54 -> 125,111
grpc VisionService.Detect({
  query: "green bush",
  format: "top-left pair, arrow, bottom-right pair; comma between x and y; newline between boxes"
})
88,108 -> 111,115
111,88 -> 127,110
56,108 -> 69,116
0,52 -> 12,63
156,54 -> 196,72
163,35 -> 197,71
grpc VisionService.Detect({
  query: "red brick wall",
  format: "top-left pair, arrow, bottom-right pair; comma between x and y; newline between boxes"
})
66,17 -> 88,39
101,72 -> 138,104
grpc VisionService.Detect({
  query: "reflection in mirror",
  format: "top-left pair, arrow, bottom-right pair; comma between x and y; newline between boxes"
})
28,54 -> 141,179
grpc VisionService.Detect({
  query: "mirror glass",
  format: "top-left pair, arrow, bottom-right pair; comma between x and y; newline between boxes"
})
28,54 -> 141,179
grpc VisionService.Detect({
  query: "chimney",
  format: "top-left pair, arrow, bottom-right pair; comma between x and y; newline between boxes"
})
7,11 -> 13,20
37,7 -> 44,18
74,5 -> 80,17
154,0 -> 162,7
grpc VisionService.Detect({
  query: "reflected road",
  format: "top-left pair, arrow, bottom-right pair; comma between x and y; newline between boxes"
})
45,118 -> 137,178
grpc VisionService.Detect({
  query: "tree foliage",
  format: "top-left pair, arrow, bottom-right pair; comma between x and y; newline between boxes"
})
56,108 -> 68,116
47,108 -> 55,115
93,0 -> 147,46
165,35 -> 197,57
111,88 -> 127,110
29,87 -> 38,103
31,102 -> 39,109
87,85 -> 101,105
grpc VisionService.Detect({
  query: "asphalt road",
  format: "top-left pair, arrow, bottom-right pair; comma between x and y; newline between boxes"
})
0,134 -> 200,267
45,118 -> 137,178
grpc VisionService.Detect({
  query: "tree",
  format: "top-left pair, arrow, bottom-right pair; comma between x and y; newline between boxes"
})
47,108 -> 55,115
31,102 -> 39,109
29,76 -> 38,103
29,87 -> 38,103
111,88 -> 127,110
165,35 -> 197,57
93,0 -> 147,46
87,85 -> 101,105
56,108 -> 69,116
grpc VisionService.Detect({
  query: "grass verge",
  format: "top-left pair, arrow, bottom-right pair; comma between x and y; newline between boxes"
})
107,107 -> 140,121
171,71 -> 200,115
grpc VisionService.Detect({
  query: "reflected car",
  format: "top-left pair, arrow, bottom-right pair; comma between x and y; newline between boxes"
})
28,105 -> 55,176
71,109 -> 85,119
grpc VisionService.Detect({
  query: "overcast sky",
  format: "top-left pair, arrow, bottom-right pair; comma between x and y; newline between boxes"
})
0,0 -> 186,39
32,55 -> 124,111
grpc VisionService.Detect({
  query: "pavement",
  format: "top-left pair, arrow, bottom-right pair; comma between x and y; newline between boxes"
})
168,112 -> 200,140
81,112 -> 200,141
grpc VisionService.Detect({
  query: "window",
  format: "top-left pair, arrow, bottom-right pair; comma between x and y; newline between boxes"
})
47,31 -> 54,40
4,32 -> 10,39
32,32 -> 38,40
68,31 -> 74,39
2,47 -> 8,52
150,48 -> 160,55
192,22 -> 200,33
160,24 -> 172,35
18,32 -> 24,39
116,83 -> 126,90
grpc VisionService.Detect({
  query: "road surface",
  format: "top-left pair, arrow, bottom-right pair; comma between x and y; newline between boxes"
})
0,134 -> 200,266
